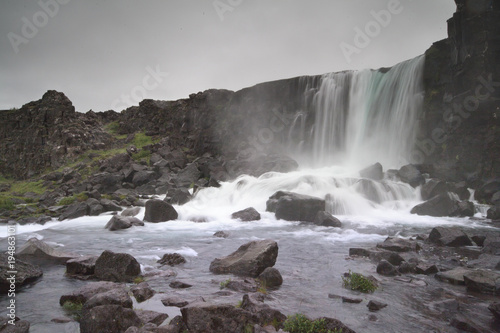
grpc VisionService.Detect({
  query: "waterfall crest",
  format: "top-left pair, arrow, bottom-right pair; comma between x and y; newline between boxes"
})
298,55 -> 425,169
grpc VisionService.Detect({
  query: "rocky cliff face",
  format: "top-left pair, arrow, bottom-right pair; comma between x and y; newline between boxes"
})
420,0 -> 500,182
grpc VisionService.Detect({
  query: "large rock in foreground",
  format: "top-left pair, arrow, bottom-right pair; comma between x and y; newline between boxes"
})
16,238 -> 77,265
267,191 -> 325,222
143,199 -> 178,222
209,240 -> 278,277
0,254 -> 43,294
94,250 -> 141,282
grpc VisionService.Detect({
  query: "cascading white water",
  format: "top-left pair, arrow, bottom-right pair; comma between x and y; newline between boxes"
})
175,56 -> 428,218
311,55 -> 425,169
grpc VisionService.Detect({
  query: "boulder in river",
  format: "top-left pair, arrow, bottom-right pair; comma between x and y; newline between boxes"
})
105,215 -> 144,231
16,238 -> 77,265
428,227 -> 473,247
398,164 -> 425,187
267,191 -> 325,222
130,282 -> 155,303
209,239 -> 278,277
314,211 -> 342,227
80,304 -> 142,333
258,267 -> 283,288
0,254 -> 43,294
359,162 -> 383,180
143,199 -> 178,222
94,250 -> 141,283
66,256 -> 98,278
231,207 -> 261,222
411,192 -> 473,217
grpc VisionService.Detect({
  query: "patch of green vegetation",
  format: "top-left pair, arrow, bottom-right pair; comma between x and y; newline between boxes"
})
58,196 -> 75,206
62,301 -> 83,321
104,121 -> 128,140
0,196 -> 14,211
58,192 -> 88,206
133,276 -> 145,284
342,270 -> 377,293
243,323 -> 253,333
131,132 -> 159,148
219,278 -> 231,290
283,314 -> 342,333
257,282 -> 267,295
235,300 -> 242,308
131,149 -> 151,161
10,180 -> 46,195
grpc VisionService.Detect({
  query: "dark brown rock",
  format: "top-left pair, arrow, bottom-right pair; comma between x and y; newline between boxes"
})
94,250 -> 141,283
130,282 -> 155,303
209,239 -> 278,277
0,254 -> 43,294
231,207 -> 261,222
143,199 -> 178,222
157,253 -> 186,266
428,227 -> 473,247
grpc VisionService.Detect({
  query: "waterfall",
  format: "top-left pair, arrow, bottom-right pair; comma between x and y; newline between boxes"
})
306,55 -> 425,169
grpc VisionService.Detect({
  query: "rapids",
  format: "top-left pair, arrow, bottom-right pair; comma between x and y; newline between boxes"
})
0,55 -> 496,332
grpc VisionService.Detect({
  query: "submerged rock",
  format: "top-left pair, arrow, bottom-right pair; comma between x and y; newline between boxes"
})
367,300 -> 388,312
157,253 -> 186,266
314,211 -> 342,227
209,239 -> 278,277
231,207 -> 261,222
376,260 -> 398,276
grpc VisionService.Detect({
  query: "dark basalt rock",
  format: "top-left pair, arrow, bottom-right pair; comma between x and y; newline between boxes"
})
80,305 -> 142,333
143,199 -> 178,222
267,191 -> 325,222
157,253 -> 186,266
94,250 -> 141,283
66,256 -> 97,277
314,211 -> 342,227
475,180 -> 500,204
376,260 -> 398,276
105,215 -> 144,231
428,227 -> 473,247
165,188 -> 192,205
130,282 -> 155,303
59,281 -> 122,306
411,193 -> 473,217
258,267 -> 283,288
0,254 -> 43,294
209,239 -> 278,277
231,207 -> 261,222
367,300 -> 388,312
398,164 -> 425,188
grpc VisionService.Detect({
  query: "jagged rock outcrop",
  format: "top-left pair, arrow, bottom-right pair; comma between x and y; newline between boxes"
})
0,91 -> 114,179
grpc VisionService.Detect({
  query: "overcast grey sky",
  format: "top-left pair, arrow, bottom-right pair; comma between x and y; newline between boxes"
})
0,0 -> 456,112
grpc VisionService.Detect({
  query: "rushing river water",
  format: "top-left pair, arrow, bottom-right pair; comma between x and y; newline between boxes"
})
0,166 -> 496,333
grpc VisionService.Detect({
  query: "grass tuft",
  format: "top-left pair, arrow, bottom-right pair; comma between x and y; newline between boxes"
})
341,270 -> 377,293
